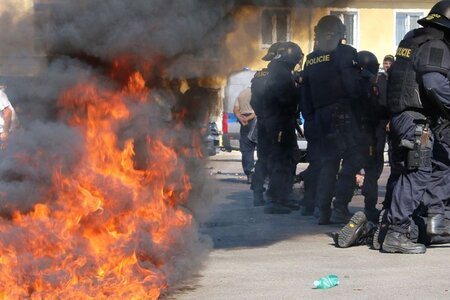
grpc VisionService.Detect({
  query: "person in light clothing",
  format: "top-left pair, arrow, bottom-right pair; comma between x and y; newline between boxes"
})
0,87 -> 17,148
233,87 -> 256,183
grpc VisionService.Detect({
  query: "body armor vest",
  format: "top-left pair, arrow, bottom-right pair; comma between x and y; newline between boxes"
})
387,28 -> 445,114
303,45 -> 349,109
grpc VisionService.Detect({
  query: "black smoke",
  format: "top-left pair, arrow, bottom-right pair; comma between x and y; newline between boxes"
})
0,0 -> 243,296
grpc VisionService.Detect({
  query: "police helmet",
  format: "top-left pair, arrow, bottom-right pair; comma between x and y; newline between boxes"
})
358,51 -> 379,75
418,0 -> 450,31
273,41 -> 304,65
262,42 -> 283,61
314,15 -> 346,41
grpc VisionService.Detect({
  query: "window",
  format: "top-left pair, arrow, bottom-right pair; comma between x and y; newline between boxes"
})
395,12 -> 425,46
261,9 -> 290,46
330,11 -> 358,47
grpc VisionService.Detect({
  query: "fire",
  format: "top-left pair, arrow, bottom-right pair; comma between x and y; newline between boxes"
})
0,58 -> 200,298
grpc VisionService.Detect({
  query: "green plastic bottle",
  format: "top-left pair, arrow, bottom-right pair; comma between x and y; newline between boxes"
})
313,274 -> 339,289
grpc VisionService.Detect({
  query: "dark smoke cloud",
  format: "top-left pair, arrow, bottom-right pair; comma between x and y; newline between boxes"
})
0,0 -> 239,294
0,1 -> 34,56
0,121 -> 84,217
48,0 -> 234,60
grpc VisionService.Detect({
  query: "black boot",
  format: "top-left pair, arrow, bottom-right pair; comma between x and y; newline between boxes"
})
427,214 -> 446,236
382,230 -> 426,254
333,211 -> 368,248
364,207 -> 380,223
354,222 -> 378,246
318,209 -> 331,225
372,209 -> 388,250
330,205 -> 352,224
430,219 -> 450,243
253,192 -> 265,207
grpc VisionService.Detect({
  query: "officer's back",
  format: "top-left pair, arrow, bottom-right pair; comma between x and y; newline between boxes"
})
304,43 -> 360,109
250,69 -> 269,119
264,59 -> 298,120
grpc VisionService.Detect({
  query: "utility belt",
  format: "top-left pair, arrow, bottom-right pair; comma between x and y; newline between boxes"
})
400,122 -> 431,170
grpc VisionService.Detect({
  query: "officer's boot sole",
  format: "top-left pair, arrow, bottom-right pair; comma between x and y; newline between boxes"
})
334,211 -> 367,248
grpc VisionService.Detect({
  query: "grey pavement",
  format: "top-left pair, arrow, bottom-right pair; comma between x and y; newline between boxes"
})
171,151 -> 450,300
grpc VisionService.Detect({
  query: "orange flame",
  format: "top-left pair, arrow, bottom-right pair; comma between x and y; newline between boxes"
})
0,58 -> 198,298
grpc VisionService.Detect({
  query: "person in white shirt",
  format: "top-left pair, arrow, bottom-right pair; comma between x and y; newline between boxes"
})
0,88 -> 16,148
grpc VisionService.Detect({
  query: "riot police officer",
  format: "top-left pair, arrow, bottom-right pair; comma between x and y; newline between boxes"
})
357,50 -> 382,222
299,63 -> 320,216
263,41 -> 303,214
250,42 -> 282,207
373,55 -> 395,203
383,0 -> 450,254
302,15 -> 363,224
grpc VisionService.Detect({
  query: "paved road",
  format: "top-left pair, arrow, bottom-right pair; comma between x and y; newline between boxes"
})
171,151 -> 450,300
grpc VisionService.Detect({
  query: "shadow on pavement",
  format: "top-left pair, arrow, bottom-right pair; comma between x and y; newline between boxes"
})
427,244 -> 450,249
199,179 -> 360,250
216,178 -> 248,184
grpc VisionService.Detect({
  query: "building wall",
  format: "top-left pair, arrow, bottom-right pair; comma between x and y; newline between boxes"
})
358,9 -> 395,60
225,1 -> 435,73
0,0 -> 41,76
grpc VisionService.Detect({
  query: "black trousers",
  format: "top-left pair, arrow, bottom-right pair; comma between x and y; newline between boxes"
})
239,119 -> 256,175
387,111 -> 447,234
251,119 -> 270,194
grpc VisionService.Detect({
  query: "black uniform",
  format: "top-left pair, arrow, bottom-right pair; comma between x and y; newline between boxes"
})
358,68 -> 381,222
302,43 -> 363,224
385,26 -> 450,238
263,60 -> 300,205
250,69 -> 270,203
299,73 -> 320,215
371,72 -> 390,178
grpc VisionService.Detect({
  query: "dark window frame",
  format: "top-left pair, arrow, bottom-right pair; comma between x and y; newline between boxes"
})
261,8 -> 291,48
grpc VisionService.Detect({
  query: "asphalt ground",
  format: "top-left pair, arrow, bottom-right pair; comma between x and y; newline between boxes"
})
170,151 -> 450,300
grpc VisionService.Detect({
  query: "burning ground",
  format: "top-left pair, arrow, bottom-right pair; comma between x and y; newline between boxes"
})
0,0 -> 236,298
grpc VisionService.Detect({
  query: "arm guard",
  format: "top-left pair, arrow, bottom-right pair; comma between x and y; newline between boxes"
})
415,39 -> 450,76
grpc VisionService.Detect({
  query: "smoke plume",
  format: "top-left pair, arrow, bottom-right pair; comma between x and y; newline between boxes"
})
0,0 -> 238,297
